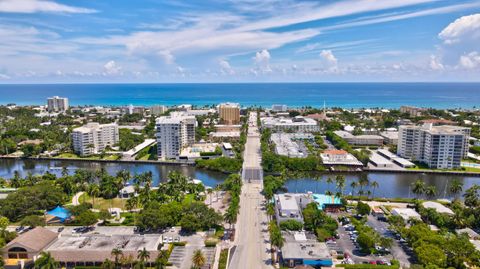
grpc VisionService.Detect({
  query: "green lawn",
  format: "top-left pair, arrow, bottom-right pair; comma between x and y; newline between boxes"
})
56,152 -> 121,161
79,193 -> 127,210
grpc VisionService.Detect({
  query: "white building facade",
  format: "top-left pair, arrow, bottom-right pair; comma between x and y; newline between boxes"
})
47,96 -> 69,112
397,124 -> 470,169
155,112 -> 196,160
72,123 -> 119,156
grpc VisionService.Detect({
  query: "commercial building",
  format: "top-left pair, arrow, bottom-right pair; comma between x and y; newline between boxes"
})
2,227 -> 162,269
218,102 -> 240,125
397,124 -> 470,169
320,150 -> 362,167
72,123 -> 119,156
262,116 -> 319,132
333,131 -> 384,146
281,231 -> 332,268
274,193 -> 313,224
47,96 -> 69,112
271,104 -> 288,112
155,112 -> 196,160
150,105 -> 167,116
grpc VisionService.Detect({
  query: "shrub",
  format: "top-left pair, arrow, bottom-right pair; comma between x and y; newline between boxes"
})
279,219 -> 303,231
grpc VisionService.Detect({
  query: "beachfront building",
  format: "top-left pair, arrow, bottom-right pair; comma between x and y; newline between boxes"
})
261,116 -> 319,132
155,112 -> 196,160
397,124 -> 470,169
334,130 -> 384,146
47,96 -> 69,112
271,104 -> 288,112
72,123 -> 119,156
150,105 -> 167,116
400,106 -> 426,117
218,102 -> 240,125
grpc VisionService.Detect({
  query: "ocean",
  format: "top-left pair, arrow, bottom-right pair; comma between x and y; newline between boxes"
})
0,82 -> 479,108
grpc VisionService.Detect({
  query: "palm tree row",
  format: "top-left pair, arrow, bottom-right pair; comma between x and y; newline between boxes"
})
321,174 -> 379,200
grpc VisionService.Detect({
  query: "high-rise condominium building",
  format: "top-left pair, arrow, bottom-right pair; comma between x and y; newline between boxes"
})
156,112 -> 196,160
397,124 -> 470,169
150,105 -> 167,116
47,96 -> 69,112
72,123 -> 119,156
218,103 -> 240,125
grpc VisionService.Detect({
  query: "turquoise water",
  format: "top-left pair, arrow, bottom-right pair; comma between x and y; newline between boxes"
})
0,83 -> 479,108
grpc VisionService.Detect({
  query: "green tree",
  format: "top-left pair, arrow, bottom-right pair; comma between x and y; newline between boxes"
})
279,220 -> 303,231
463,185 -> 480,208
75,210 -> 98,226
356,233 -> 375,254
449,179 -> 463,200
34,251 -> 58,269
137,248 -> 150,267
101,259 -> 115,269
111,248 -> 123,268
87,184 -> 101,209
20,215 -> 45,227
412,179 -> 426,199
356,201 -> 371,216
415,243 -> 447,268
425,185 -> 437,199
154,250 -> 169,269
191,249 -> 206,269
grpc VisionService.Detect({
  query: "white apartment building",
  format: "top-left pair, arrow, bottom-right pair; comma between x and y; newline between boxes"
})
47,96 -> 69,112
150,105 -> 167,116
72,123 -> 119,156
156,112 -> 196,160
397,124 -> 470,169
261,116 -> 319,132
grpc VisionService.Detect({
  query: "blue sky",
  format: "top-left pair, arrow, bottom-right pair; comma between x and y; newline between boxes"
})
0,0 -> 480,82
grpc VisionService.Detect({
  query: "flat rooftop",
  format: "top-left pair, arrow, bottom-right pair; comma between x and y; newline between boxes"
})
46,234 -> 161,262
282,232 -> 331,260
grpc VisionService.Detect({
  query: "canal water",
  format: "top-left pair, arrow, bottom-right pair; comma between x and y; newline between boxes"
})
1,159 -> 480,198
0,159 -> 227,187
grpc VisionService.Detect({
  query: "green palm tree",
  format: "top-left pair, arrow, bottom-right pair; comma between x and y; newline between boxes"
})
335,175 -> 346,197
350,181 -> 358,197
154,250 -> 169,269
34,251 -> 58,269
370,181 -> 379,199
191,249 -> 206,269
411,179 -> 426,199
449,179 -> 463,200
425,185 -> 437,200
88,184 -> 101,209
326,177 -> 334,194
137,248 -> 150,268
101,259 -> 115,269
111,248 -> 123,268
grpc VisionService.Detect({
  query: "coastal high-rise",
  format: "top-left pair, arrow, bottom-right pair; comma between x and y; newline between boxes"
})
47,96 -> 69,112
218,102 -> 240,125
397,124 -> 470,169
150,105 -> 167,116
155,112 -> 196,160
72,123 -> 119,156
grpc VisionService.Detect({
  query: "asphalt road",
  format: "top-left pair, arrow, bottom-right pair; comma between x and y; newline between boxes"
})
229,112 -> 272,269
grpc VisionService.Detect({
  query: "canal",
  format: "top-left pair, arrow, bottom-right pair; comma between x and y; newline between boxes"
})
1,159 -> 480,199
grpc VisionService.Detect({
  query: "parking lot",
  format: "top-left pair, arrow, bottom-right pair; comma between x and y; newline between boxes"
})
327,213 -> 413,267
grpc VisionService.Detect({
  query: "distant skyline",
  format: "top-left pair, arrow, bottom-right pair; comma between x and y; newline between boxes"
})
0,0 -> 480,83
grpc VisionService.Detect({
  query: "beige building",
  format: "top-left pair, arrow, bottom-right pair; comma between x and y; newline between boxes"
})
2,227 -> 58,268
218,102 -> 240,125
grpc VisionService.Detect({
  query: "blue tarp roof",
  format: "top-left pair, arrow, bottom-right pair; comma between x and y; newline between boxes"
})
46,206 -> 71,221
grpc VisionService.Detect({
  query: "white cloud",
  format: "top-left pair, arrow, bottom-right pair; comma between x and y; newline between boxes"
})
459,51 -> 480,69
0,0 -> 97,14
253,49 -> 272,73
0,73 -> 10,79
103,60 -> 121,75
439,14 -> 480,44
429,55 -> 444,70
219,59 -> 234,75
320,50 -> 338,66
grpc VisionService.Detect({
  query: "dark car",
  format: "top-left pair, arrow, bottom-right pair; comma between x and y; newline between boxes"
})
57,227 -> 65,232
